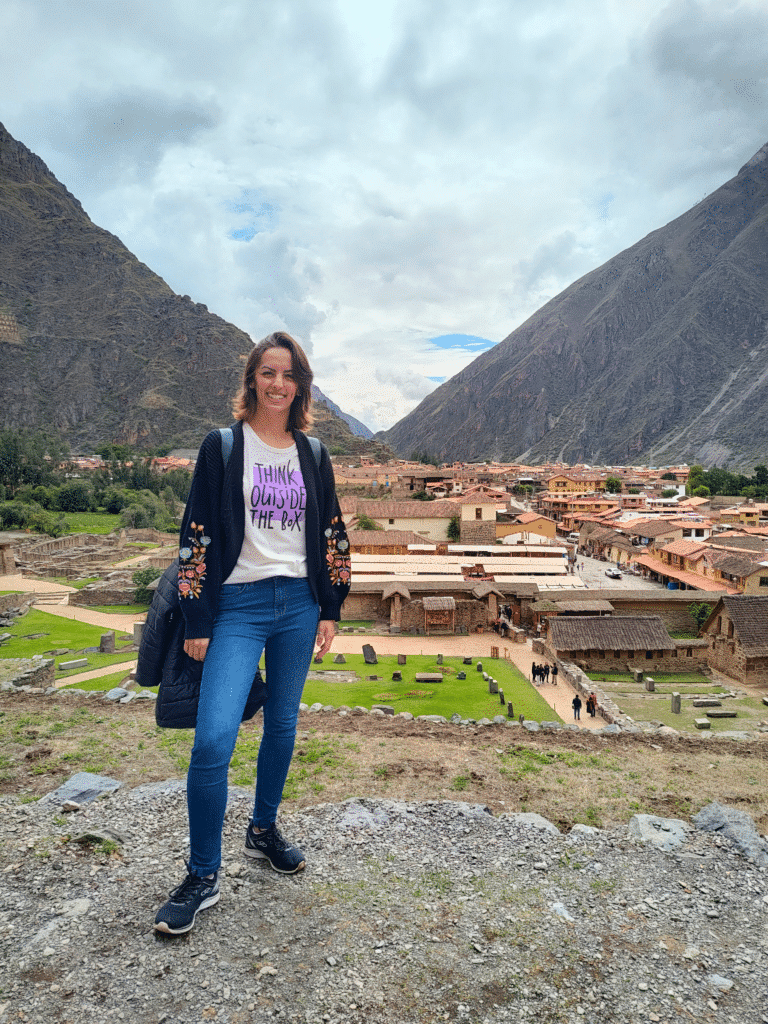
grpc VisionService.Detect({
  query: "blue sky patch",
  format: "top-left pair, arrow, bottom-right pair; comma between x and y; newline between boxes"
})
430,333 -> 496,351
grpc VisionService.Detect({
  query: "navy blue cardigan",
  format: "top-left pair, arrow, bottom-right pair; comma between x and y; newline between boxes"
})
178,422 -> 350,640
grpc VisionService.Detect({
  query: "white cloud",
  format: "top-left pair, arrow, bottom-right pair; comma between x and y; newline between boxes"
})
1,0 -> 767,431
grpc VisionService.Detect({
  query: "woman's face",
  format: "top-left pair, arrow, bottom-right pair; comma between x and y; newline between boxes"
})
252,346 -> 298,417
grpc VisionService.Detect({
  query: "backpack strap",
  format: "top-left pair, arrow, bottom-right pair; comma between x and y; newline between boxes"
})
307,435 -> 322,468
219,427 -> 234,469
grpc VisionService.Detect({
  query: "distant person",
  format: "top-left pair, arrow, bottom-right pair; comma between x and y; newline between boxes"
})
531,661 -> 538,683
572,694 -> 582,721
153,331 -> 350,936
543,664 -> 550,683
551,664 -> 558,685
587,692 -> 597,718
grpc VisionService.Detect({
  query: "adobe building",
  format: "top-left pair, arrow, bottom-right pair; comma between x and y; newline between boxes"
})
702,595 -> 768,686
547,615 -> 706,672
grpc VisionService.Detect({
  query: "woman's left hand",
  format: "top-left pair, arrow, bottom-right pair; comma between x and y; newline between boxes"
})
315,619 -> 336,660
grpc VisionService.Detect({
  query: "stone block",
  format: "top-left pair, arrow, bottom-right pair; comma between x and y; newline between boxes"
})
498,689 -> 505,705
692,698 -> 721,707
371,704 -> 394,716
436,654 -> 443,665
507,702 -> 515,718
488,679 -> 498,694
670,692 -> 681,714
644,677 -> 655,691
391,671 -> 402,682
695,718 -> 711,729
333,653 -> 346,664
456,671 -> 466,680
476,662 -> 483,672
706,709 -> 737,718
133,622 -> 144,645
397,654 -> 407,665
415,673 -> 443,683
99,632 -> 115,654
463,656 -> 472,665
362,644 -> 377,665
59,658 -> 88,672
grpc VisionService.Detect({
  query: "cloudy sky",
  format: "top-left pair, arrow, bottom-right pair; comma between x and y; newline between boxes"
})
3,0 -> 767,431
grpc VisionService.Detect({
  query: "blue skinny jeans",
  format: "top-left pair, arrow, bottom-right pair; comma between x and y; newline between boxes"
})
186,576 -> 319,876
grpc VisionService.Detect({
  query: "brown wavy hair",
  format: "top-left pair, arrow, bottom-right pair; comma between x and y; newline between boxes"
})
232,331 -> 314,431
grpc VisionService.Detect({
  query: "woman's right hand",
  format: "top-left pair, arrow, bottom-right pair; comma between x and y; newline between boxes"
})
184,637 -> 210,661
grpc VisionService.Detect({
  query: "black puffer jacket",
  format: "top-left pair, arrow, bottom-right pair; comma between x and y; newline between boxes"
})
137,559 -> 265,729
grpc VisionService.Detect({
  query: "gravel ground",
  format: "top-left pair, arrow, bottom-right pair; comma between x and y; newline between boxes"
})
1,779 -> 767,1024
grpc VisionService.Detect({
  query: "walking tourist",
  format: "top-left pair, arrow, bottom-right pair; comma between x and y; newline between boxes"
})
153,331 -> 351,935
572,694 -> 582,721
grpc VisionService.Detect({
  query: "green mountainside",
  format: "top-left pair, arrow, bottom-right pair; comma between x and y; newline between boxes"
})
0,123 -> 385,458
381,143 -> 768,469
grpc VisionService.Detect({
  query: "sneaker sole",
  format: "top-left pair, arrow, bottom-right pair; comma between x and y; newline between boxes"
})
244,846 -> 306,874
153,891 -> 220,935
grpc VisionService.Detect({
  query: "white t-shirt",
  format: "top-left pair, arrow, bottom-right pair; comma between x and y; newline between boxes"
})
223,424 -> 308,584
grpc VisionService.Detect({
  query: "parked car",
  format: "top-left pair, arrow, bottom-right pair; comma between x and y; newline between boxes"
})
605,568 -> 622,579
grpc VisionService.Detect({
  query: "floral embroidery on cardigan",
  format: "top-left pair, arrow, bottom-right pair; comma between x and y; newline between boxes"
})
178,522 -> 211,599
324,516 -> 351,587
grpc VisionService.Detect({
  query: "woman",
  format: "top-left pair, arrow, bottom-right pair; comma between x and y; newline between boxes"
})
154,331 -> 350,935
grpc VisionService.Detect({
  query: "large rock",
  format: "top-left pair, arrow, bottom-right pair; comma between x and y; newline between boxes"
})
693,802 -> 768,867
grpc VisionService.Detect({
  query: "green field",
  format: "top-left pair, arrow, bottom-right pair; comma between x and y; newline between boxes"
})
61,512 -> 122,535
0,609 -> 136,677
302,654 -> 556,722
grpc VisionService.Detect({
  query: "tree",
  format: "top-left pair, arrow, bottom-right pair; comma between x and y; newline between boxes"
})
692,485 -> 710,498
410,490 -> 435,501
56,480 -> 95,513
605,476 -> 622,493
661,472 -> 677,480
686,465 -> 705,495
132,566 -> 163,604
354,513 -> 383,531
661,488 -> 678,499
688,601 -> 712,634
447,514 -> 461,541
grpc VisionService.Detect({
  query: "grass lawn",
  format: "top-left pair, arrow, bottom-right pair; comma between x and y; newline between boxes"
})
62,670 -> 138,691
617,693 -> 766,732
302,654 -> 556,722
0,609 -> 136,677
62,512 -> 122,534
338,621 -> 374,630
38,576 -> 100,590
588,670 -> 709,684
86,604 -> 150,615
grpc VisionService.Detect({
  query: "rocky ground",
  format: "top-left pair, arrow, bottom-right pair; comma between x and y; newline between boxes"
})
1,773 -> 767,1024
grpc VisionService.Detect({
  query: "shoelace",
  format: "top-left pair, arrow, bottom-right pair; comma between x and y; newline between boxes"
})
169,874 -> 214,902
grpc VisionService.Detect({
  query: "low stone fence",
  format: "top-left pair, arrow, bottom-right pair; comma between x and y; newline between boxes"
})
0,593 -> 30,615
0,656 -> 55,689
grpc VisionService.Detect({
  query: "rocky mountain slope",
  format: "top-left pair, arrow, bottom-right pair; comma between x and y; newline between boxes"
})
381,143 -> 768,469
0,123 -> 379,457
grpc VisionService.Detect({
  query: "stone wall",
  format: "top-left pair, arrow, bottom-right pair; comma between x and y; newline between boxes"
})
553,644 -> 708,674
707,638 -> 768,687
0,593 -> 28,615
0,656 -> 55,690
341,590 -> 383,621
459,520 -> 496,544
400,598 -> 488,634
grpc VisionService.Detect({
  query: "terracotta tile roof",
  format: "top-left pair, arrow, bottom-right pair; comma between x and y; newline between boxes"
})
516,511 -> 551,524
721,596 -> 768,657
708,551 -> 766,578
660,540 -> 709,558
353,499 -> 459,519
622,520 -> 682,539
348,529 -> 429,547
707,535 -> 768,553
633,554 -> 737,593
549,615 -> 675,651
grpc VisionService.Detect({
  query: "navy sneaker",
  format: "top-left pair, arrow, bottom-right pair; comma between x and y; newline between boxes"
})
244,822 -> 306,874
154,869 -> 220,934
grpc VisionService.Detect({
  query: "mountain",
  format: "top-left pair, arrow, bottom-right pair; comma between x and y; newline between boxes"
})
311,385 -> 373,438
0,122 -> 379,457
380,143 -> 768,469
